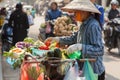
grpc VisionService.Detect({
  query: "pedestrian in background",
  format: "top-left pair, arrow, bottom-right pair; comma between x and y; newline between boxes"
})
108,0 -> 120,20
91,0 -> 104,28
8,3 -> 29,46
31,8 -> 36,18
0,7 -> 7,29
45,2 -> 62,38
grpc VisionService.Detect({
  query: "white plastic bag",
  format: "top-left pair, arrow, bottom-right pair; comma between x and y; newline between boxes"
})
76,77 -> 86,80
64,61 -> 79,80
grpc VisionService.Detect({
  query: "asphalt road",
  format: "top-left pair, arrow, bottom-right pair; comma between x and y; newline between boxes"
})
2,16 -> 120,80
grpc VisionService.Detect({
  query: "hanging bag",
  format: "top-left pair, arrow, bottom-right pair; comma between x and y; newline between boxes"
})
20,55 -> 45,80
63,61 -> 79,80
83,60 -> 98,80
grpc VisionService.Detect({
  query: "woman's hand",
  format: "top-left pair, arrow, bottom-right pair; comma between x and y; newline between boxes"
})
44,37 -> 60,44
67,43 -> 82,54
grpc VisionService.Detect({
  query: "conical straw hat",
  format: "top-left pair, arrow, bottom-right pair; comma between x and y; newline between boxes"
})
62,0 -> 101,14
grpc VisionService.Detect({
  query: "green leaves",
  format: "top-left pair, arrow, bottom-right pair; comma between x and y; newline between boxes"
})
12,54 -> 25,69
3,51 -> 14,58
24,37 -> 35,44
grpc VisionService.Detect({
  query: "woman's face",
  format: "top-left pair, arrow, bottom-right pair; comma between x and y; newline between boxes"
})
75,11 -> 90,22
51,3 -> 57,10
90,0 -> 96,3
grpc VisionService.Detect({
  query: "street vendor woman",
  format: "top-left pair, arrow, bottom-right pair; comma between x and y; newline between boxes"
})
45,2 -> 62,38
45,0 -> 105,80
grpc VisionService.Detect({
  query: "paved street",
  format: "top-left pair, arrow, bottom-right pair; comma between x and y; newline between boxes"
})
104,48 -> 120,80
1,16 -> 120,80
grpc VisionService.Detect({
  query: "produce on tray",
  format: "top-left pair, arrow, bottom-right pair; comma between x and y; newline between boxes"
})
24,37 -> 35,44
34,40 -> 46,47
54,16 -> 78,36
15,42 -> 33,49
9,48 -> 25,58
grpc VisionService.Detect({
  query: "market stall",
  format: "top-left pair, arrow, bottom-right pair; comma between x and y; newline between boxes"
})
3,37 -> 97,80
3,0 -> 101,80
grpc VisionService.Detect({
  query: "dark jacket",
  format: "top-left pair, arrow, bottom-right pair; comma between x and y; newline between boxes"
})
108,9 -> 119,20
9,10 -> 29,45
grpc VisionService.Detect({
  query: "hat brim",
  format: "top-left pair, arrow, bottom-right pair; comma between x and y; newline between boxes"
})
61,0 -> 101,14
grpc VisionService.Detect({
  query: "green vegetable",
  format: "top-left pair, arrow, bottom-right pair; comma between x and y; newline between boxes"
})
27,66 -> 43,80
12,54 -> 25,69
40,23 -> 46,28
54,48 -> 62,58
24,37 -> 35,44
47,51 -> 54,57
3,51 -> 14,58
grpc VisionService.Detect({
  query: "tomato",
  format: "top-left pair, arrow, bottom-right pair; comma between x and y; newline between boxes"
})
39,45 -> 49,50
45,40 -> 51,47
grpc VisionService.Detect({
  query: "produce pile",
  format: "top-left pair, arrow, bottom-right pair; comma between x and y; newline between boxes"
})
4,38 -> 42,68
3,37 -> 81,80
54,16 -> 78,36
3,37 -> 63,69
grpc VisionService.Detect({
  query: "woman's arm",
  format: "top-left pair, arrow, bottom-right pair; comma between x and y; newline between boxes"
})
59,32 -> 78,45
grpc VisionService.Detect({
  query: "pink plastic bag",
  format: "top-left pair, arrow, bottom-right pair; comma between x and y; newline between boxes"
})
45,23 -> 51,33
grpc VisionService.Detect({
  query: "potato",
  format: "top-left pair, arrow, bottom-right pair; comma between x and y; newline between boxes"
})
68,25 -> 73,30
54,26 -> 59,31
61,20 -> 67,26
59,23 -> 64,28
62,16 -> 69,21
59,26 -> 65,31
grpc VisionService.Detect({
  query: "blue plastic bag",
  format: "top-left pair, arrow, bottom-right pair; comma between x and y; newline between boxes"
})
6,57 -> 16,68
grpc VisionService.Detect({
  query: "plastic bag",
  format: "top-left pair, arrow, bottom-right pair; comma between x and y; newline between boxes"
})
21,63 -> 29,80
6,57 -> 16,68
28,15 -> 34,26
63,61 -> 79,80
68,51 -> 81,59
45,23 -> 51,33
20,62 -> 44,80
83,60 -> 98,80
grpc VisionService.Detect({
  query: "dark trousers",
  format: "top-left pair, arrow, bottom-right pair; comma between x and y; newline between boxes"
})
98,71 -> 105,80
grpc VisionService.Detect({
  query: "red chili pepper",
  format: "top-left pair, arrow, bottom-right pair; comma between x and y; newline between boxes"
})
56,43 -> 59,48
39,46 -> 49,50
